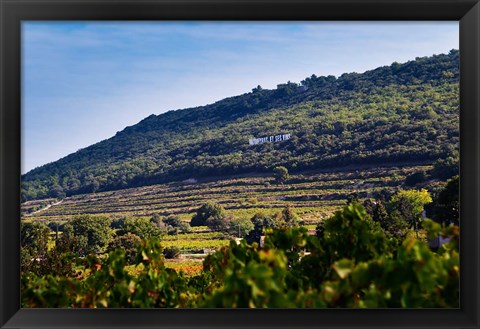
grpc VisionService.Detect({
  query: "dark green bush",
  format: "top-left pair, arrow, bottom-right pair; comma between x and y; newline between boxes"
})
163,246 -> 181,259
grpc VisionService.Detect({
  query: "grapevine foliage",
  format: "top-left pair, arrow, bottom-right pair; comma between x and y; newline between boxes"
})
21,204 -> 459,308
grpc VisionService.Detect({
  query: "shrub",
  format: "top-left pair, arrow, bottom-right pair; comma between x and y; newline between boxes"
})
163,215 -> 191,234
163,246 -> 181,259
110,217 -> 126,229
430,154 -> 459,180
405,171 -> 427,186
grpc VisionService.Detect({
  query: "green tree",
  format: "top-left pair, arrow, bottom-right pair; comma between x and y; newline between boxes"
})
63,215 -> 113,256
121,217 -> 162,239
107,233 -> 141,265
205,215 -> 231,232
389,189 -> 432,233
190,202 -> 226,227
228,218 -> 254,238
149,213 -> 166,229
111,217 -> 126,229
429,175 -> 459,225
21,230 -> 78,278
273,166 -> 289,185
21,221 -> 50,253
163,215 -> 182,227
317,203 -> 389,264
405,171 -> 427,186
21,222 -> 51,274
246,213 -> 276,244
384,210 -> 410,240
430,153 -> 459,180
50,183 -> 66,199
163,215 -> 191,234
277,205 -> 300,228
365,198 -> 408,240
346,192 -> 359,205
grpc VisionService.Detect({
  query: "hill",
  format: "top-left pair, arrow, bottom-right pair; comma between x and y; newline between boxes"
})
21,50 -> 459,201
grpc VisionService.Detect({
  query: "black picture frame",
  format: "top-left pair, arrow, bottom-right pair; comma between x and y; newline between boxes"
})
1,0 -> 479,328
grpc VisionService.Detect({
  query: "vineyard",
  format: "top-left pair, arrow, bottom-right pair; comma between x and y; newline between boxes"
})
22,165 -> 431,222
20,165 -> 435,262
20,203 -> 460,308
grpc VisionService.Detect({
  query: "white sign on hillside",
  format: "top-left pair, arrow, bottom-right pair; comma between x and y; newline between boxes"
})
249,133 -> 291,146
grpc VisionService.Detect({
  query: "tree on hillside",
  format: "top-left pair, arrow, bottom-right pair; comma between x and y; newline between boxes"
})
163,215 -> 191,234
388,189 -> 432,234
430,152 -> 459,180
405,171 -> 427,187
107,233 -> 141,265
163,246 -> 181,259
429,175 -> 459,225
149,213 -> 165,229
206,215 -> 232,232
21,221 -> 50,253
228,218 -> 254,238
276,81 -> 298,96
316,203 -> 389,264
246,213 -> 277,244
21,222 -> 51,272
63,215 -> 113,256
346,192 -> 359,205
276,205 -> 300,228
252,85 -> 263,93
364,198 -> 409,240
190,202 -> 226,227
364,199 -> 389,226
111,217 -> 127,229
385,210 -> 411,240
273,166 -> 289,185
120,217 -> 163,239
50,183 -> 66,199
163,215 -> 181,227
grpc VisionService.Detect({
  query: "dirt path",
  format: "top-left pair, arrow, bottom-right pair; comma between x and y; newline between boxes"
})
31,199 -> 64,215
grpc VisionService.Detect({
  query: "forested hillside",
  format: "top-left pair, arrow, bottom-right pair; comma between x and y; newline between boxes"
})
22,50 -> 459,201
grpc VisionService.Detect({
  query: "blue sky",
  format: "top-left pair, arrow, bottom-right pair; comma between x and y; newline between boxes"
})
22,21 -> 458,174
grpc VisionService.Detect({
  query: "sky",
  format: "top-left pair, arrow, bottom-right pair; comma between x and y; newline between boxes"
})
22,21 -> 458,174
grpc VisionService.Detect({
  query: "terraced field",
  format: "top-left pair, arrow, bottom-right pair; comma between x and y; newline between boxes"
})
22,164 -> 431,224
21,164 -> 436,275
